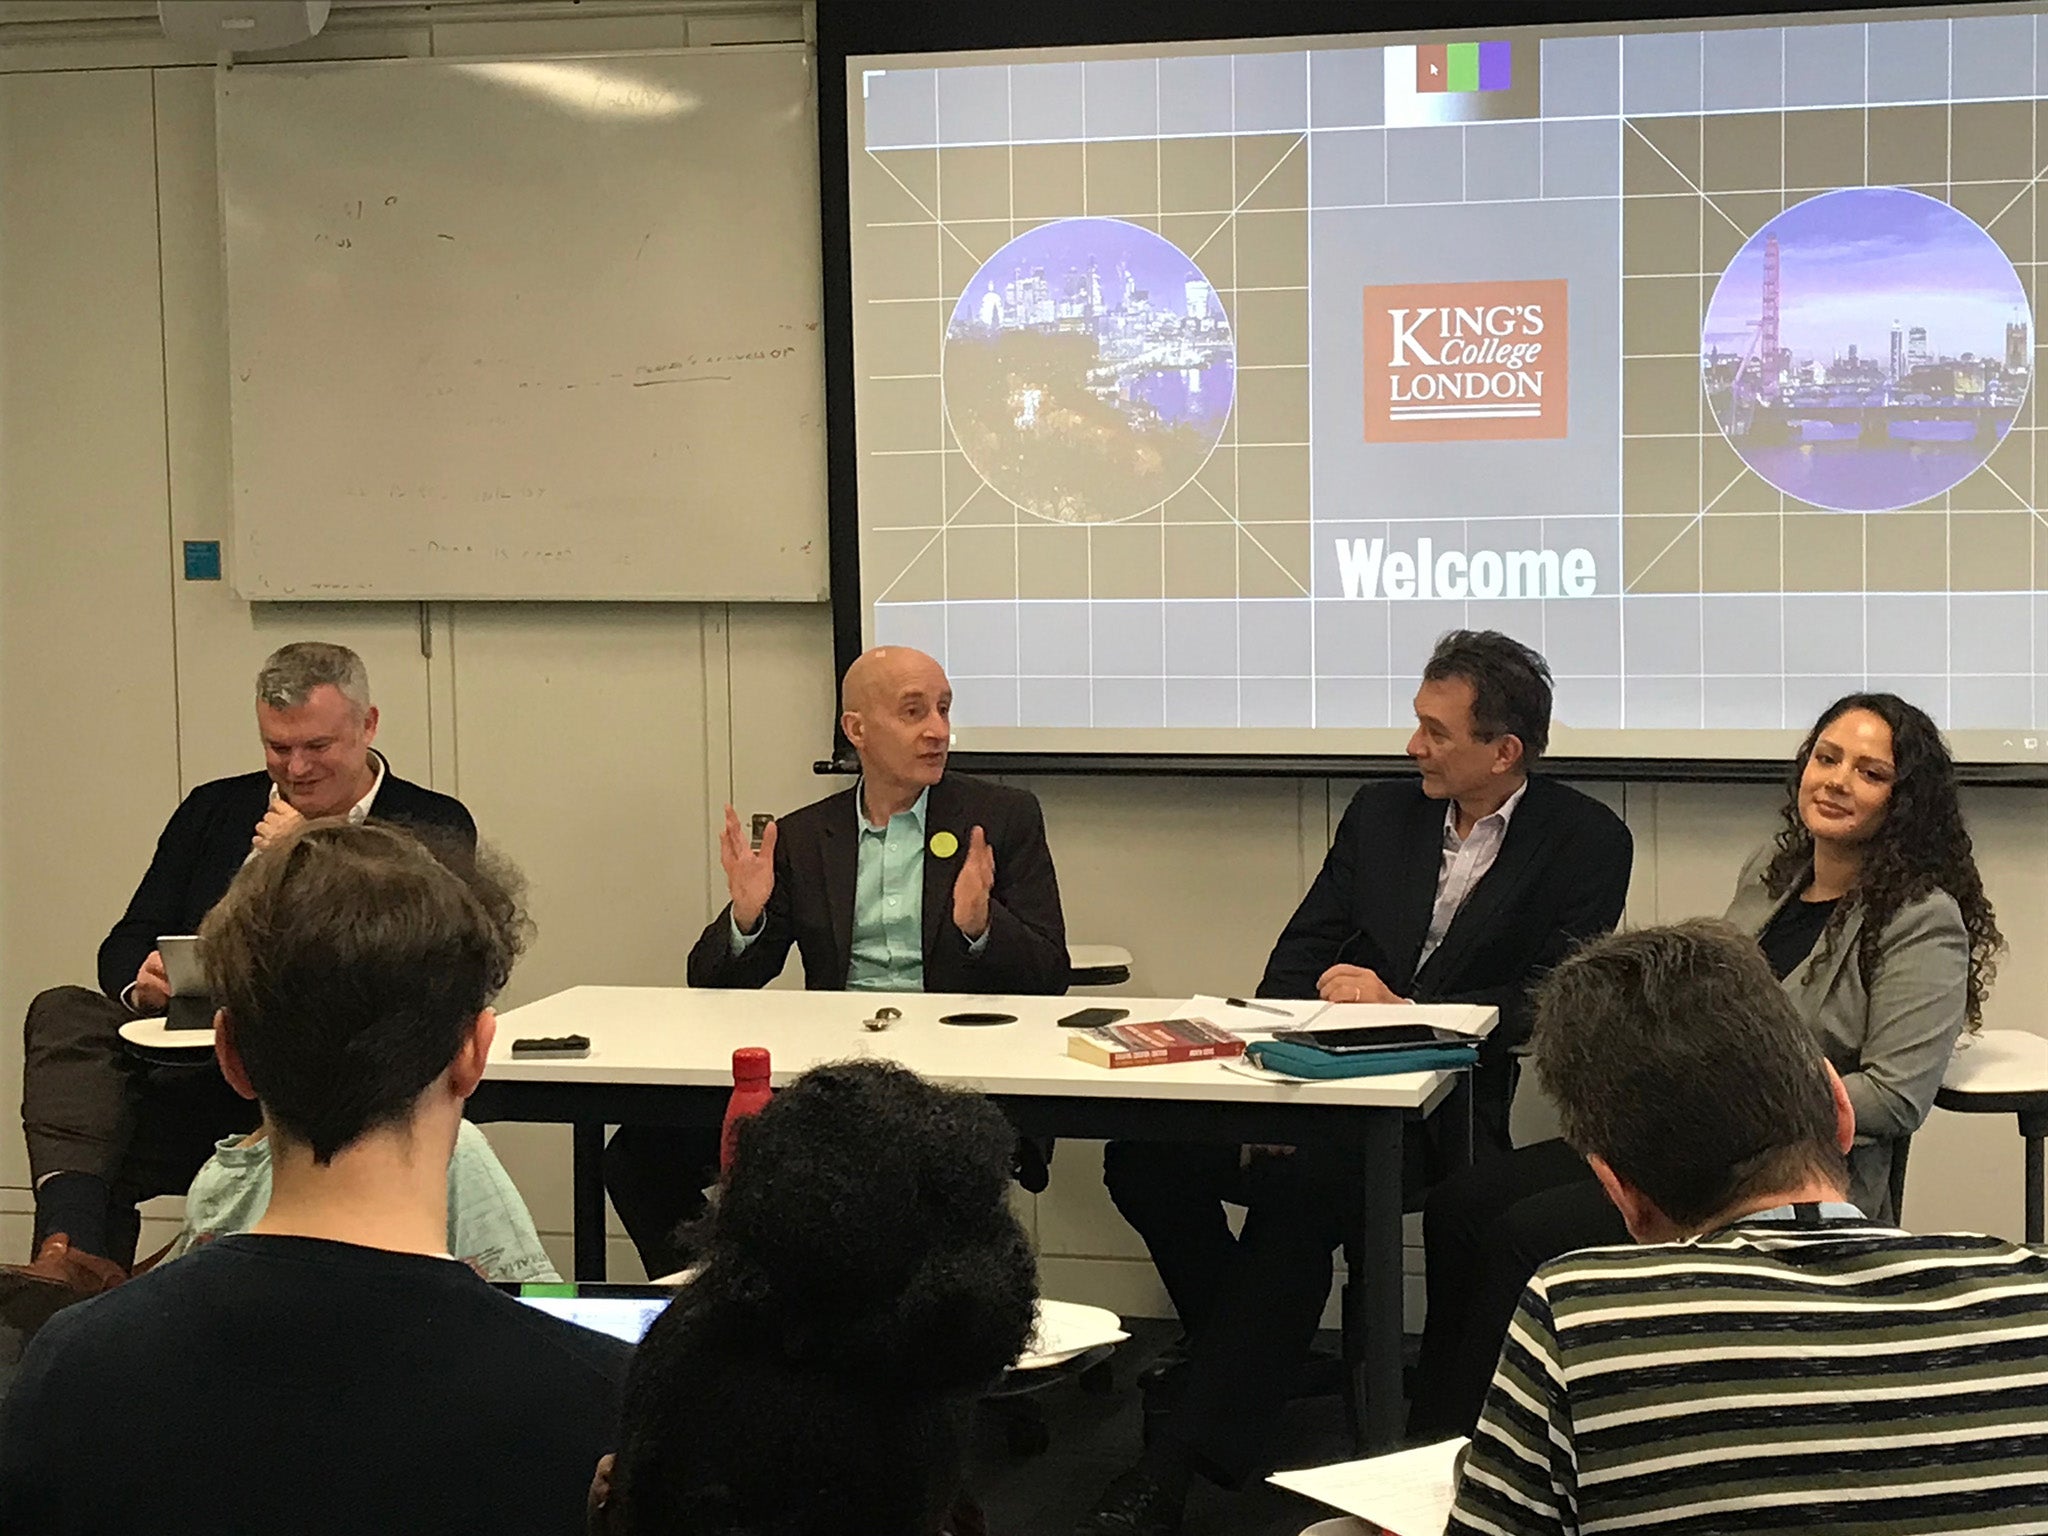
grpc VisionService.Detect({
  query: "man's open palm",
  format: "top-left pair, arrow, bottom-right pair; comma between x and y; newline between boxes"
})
722,804 -> 776,932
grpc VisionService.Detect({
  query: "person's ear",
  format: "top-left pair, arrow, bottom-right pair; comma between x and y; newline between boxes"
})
1494,733 -> 1525,773
213,1009 -> 259,1102
449,1008 -> 497,1100
1823,1059 -> 1855,1153
360,704 -> 380,746
585,1453 -> 616,1536
1588,1153 -> 1664,1243
841,708 -> 865,752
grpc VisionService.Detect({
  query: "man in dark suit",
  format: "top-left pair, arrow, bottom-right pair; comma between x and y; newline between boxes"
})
1079,631 -> 1632,1536
17,643 -> 476,1274
604,645 -> 1067,1275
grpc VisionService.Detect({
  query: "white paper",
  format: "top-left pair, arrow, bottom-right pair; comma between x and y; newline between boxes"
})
1184,994 -> 1330,1037
1016,1297 -> 1129,1369
1268,1438 -> 1467,1535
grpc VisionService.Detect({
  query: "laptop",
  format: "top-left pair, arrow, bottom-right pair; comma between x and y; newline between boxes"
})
155,934 -> 214,1031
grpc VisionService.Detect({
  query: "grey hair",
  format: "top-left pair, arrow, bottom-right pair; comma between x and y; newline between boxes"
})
255,642 -> 371,717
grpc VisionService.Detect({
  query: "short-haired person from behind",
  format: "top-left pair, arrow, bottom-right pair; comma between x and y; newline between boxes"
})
1448,921 -> 2048,1536
18,640 -> 476,1274
1409,690 -> 2001,1439
591,1060 -> 1038,1536
0,823 -> 630,1536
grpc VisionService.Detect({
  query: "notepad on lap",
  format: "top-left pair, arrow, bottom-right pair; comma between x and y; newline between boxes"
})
1268,1438 -> 1467,1535
1066,1017 -> 1246,1069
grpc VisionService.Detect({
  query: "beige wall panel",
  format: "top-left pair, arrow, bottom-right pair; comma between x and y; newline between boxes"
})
0,69 -> 177,1193
450,603 -> 714,1247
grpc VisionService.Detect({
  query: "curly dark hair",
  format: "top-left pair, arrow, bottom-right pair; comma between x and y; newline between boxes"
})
1765,692 -> 2001,1028
605,1060 -> 1039,1536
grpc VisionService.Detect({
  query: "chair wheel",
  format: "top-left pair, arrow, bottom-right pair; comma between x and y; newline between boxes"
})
1006,1417 -> 1051,1456
1079,1360 -> 1115,1395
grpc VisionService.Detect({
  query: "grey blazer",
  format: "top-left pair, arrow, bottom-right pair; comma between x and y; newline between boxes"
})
1724,842 -> 1970,1222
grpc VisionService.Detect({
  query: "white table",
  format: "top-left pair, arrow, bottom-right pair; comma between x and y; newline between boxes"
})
1937,1029 -> 2048,1242
472,986 -> 1494,1453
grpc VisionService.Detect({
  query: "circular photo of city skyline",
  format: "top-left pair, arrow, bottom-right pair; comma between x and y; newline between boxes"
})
1701,187 -> 2031,514
943,217 -> 1235,524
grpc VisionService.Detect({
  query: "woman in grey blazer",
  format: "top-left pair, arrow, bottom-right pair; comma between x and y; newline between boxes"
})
1408,691 -> 2003,1438
1724,691 -> 2000,1214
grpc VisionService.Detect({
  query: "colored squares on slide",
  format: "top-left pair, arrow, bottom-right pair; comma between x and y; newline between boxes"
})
1414,41 -> 1511,94
1387,40 -> 1534,125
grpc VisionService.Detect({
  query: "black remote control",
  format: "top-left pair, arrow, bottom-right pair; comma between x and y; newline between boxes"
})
510,1034 -> 591,1058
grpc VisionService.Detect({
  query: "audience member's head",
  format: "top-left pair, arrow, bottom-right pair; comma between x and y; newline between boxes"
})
254,641 -> 381,818
600,1060 -> 1038,1536
1531,919 -> 1853,1241
200,819 -> 528,1163
1768,690 -> 2001,1026
1411,631 -> 1553,801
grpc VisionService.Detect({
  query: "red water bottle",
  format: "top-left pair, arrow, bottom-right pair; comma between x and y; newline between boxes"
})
721,1047 -> 773,1172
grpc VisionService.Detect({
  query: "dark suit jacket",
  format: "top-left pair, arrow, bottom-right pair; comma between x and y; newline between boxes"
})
1259,776 -> 1633,1130
97,760 -> 478,1000
687,773 -> 1068,996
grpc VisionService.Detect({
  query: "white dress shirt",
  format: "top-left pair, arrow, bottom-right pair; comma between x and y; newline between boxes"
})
1415,778 -> 1528,970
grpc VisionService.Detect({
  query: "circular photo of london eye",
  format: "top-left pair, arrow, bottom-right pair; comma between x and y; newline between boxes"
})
943,218 -> 1236,525
1701,187 -> 2031,514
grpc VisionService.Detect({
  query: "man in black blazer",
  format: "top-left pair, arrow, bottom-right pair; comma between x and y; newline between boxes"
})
1079,632 -> 1632,1536
18,643 -> 476,1273
605,645 -> 1067,1275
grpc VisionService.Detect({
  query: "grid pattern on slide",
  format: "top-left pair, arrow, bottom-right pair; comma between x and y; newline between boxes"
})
850,12 -> 2048,735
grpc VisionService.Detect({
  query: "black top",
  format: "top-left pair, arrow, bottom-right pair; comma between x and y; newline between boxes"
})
1760,894 -> 1840,981
0,1235 -> 630,1536
97,762 -> 476,1000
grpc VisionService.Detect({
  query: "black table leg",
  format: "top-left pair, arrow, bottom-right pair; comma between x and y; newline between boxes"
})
2025,1124 -> 2045,1246
1344,1109 -> 1408,1455
573,1121 -> 608,1279
1442,1071 -> 1474,1178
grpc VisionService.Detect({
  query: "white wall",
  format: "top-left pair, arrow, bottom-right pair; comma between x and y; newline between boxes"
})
1,0 -> 2043,1308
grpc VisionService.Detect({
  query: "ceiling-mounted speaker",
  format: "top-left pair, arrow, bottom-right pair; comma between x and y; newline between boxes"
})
157,1 -> 332,53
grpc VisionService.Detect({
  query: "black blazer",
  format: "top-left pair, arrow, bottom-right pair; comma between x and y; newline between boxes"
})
1259,776 -> 1633,1062
97,761 -> 477,1000
687,773 -> 1069,996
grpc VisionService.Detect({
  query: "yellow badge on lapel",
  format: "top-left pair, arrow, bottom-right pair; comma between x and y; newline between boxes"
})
929,830 -> 959,859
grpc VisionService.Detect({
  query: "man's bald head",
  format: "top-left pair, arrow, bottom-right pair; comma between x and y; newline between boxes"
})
841,647 -> 953,806
841,647 -> 947,717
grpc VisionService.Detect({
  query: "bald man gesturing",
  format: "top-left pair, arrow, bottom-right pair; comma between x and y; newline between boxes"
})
607,648 -> 1068,1274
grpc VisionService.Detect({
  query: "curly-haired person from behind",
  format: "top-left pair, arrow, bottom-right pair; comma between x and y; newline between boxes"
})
0,822 -> 631,1536
591,1060 -> 1039,1536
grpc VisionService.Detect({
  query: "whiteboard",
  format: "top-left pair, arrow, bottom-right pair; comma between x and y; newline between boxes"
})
219,47 -> 827,601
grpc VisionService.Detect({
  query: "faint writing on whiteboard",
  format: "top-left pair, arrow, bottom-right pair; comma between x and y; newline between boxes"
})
419,541 -> 577,562
341,486 -> 549,503
637,345 -> 801,375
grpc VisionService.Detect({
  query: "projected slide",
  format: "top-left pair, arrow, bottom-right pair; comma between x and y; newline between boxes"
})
846,9 -> 2047,761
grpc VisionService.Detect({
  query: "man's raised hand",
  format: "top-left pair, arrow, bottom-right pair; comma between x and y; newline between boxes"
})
952,824 -> 995,940
722,804 -> 777,933
252,798 -> 306,853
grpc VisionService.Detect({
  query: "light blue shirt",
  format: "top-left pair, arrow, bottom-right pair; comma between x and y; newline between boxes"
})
729,782 -> 985,988
845,784 -> 931,991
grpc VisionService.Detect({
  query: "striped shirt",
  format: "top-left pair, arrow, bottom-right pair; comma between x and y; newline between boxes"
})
1448,1217 -> 2048,1536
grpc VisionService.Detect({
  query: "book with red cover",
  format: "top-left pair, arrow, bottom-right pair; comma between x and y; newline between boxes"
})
1066,1016 -> 1247,1069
